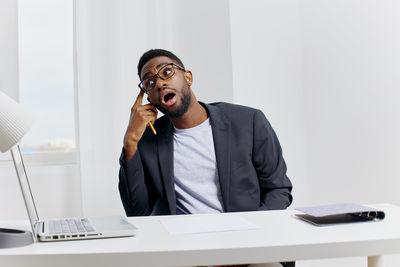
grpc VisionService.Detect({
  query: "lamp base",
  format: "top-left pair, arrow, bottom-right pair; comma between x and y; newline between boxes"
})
0,228 -> 34,248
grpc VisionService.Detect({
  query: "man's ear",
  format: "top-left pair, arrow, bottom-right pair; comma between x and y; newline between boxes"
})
184,70 -> 193,86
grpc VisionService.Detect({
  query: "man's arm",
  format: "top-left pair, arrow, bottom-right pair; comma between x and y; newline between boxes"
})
124,90 -> 157,161
119,148 -> 155,216
252,110 -> 293,210
119,90 -> 158,216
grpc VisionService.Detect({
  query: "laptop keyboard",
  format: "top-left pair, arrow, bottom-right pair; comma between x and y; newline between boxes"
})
48,218 -> 95,235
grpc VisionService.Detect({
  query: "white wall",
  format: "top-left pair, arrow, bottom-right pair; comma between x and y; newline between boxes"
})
230,1 -> 400,266
168,0 -> 233,103
230,0 -> 400,208
230,0 -> 309,207
302,0 -> 400,206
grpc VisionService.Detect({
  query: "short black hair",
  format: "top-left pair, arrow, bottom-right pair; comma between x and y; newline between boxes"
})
137,49 -> 185,77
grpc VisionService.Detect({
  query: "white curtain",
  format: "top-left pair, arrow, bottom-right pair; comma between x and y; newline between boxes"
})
74,0 -> 233,216
75,0 -> 143,216
0,0 -> 26,220
0,0 -> 19,100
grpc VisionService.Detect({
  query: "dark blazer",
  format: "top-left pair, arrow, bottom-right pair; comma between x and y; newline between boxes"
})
119,102 -> 293,216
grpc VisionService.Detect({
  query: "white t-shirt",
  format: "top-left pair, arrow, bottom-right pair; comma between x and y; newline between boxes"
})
173,118 -> 224,214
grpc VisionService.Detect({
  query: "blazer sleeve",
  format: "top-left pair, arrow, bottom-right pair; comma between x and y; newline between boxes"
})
118,148 -> 156,216
252,110 -> 293,210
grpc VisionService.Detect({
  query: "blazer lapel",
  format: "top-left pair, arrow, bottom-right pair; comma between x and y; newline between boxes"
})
204,103 -> 231,212
157,122 -> 176,214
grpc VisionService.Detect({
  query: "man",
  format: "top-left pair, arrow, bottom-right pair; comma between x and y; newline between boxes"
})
119,49 -> 294,266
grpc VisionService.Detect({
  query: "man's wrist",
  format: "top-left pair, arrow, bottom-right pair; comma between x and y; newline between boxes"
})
124,138 -> 138,161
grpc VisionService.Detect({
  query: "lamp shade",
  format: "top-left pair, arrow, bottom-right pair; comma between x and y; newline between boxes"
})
0,91 -> 33,152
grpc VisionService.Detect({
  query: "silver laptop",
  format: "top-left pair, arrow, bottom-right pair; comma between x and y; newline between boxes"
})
10,145 -> 137,242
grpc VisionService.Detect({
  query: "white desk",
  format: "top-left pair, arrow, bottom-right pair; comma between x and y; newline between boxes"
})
1,203 -> 400,267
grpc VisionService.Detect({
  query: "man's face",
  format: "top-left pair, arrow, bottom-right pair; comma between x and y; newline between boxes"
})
140,56 -> 192,118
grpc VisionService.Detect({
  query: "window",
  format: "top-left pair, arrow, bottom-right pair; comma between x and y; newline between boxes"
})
17,0 -> 76,164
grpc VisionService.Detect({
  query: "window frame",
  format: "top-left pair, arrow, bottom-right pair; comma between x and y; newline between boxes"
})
0,0 -> 79,167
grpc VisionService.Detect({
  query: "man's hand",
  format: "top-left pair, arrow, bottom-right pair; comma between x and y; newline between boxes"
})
124,90 -> 157,161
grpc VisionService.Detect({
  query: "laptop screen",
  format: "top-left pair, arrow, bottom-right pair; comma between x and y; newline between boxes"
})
10,145 -> 40,234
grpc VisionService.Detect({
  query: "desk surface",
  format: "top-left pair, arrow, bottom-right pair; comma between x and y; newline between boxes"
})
1,203 -> 400,267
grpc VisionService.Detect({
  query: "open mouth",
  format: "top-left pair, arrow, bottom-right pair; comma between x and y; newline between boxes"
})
161,92 -> 176,107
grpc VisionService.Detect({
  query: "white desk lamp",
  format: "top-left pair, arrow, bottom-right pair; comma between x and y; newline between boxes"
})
0,90 -> 35,248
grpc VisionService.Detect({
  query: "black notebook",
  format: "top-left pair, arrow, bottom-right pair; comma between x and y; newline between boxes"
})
295,203 -> 385,226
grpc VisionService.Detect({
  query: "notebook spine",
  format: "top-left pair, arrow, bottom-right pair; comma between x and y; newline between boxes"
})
352,211 -> 385,220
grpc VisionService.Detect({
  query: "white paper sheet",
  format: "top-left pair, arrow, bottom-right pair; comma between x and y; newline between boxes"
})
160,214 -> 259,235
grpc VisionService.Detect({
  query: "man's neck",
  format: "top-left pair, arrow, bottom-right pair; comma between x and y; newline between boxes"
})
170,98 -> 208,129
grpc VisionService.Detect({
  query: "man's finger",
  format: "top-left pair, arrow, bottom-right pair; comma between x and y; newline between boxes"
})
141,104 -> 158,113
133,90 -> 145,107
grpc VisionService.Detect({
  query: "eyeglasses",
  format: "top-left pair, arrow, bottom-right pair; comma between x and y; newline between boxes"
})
138,63 -> 185,93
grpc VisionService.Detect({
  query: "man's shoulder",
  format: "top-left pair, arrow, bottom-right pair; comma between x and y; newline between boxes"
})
208,102 -> 254,110
207,102 -> 261,117
204,102 -> 267,127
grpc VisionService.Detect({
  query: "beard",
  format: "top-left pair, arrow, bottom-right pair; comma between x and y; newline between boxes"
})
155,86 -> 191,118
